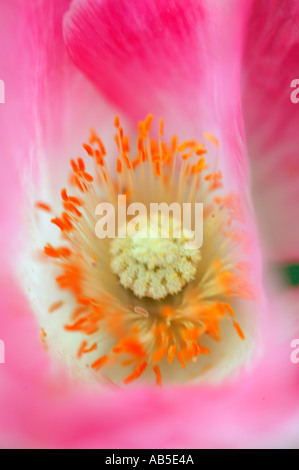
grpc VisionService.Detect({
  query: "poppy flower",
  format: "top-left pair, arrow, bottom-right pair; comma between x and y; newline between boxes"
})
0,0 -> 298,449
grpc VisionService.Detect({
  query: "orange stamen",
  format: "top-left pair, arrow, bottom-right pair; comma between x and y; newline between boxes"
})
224,302 -> 234,318
233,322 -> 245,340
159,118 -> 164,137
77,158 -> 85,171
204,132 -> 219,147
168,344 -> 177,364
44,244 -> 71,258
83,343 -> 98,354
144,114 -> 153,133
89,128 -> 106,155
35,202 -> 51,212
124,361 -> 147,384
153,365 -> 162,386
154,161 -> 161,177
77,341 -> 88,359
116,158 -> 122,173
151,346 -> 168,363
171,135 -> 178,152
177,350 -> 186,369
48,300 -> 64,313
82,143 -> 94,157
91,355 -> 108,371
197,345 -> 210,355
177,141 -> 197,152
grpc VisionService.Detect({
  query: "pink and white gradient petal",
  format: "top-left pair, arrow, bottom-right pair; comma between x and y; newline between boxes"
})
242,0 -> 299,263
0,0 -> 298,449
0,0 -> 119,264
64,0 -> 253,189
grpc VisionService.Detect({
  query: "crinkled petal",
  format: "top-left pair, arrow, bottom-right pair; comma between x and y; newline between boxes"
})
64,0 -> 252,187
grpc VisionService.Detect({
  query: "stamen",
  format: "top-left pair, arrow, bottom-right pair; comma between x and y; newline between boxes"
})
35,202 -> 52,212
91,355 -> 108,371
233,322 -> 245,340
168,344 -> 177,364
41,115 -> 256,386
48,300 -> 64,313
124,361 -> 148,384
177,350 -> 186,369
110,215 -> 201,300
153,365 -> 162,386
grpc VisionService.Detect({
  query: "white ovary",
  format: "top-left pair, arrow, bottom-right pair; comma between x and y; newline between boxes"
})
111,215 -> 201,300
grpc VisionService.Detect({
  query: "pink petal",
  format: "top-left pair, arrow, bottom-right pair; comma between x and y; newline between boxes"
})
1,268 -> 299,448
0,0 -> 117,265
242,0 -> 299,262
0,2 -> 38,258
0,1 -> 73,261
1,0 -> 298,449
64,0 -> 252,187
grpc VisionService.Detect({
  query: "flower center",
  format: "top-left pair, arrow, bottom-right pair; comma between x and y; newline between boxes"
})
110,215 -> 201,300
36,114 -> 257,386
